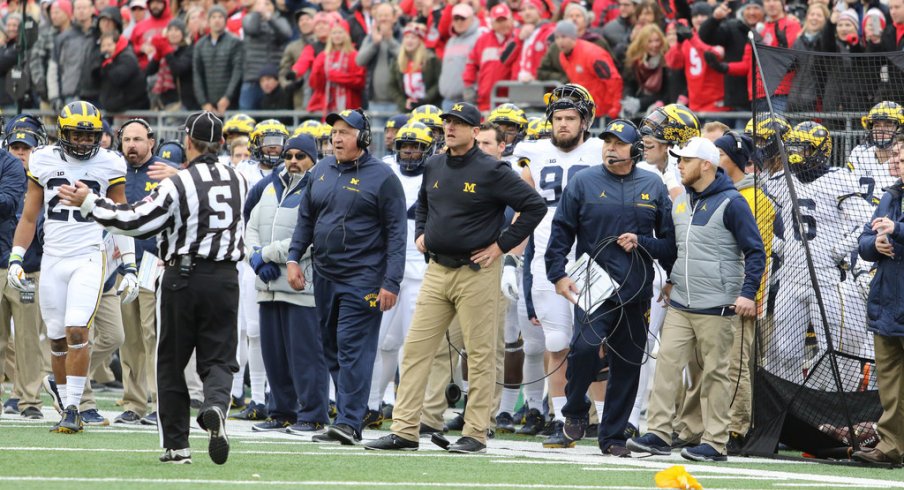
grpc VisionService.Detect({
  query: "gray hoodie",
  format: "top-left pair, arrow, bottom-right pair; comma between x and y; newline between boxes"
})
439,19 -> 481,99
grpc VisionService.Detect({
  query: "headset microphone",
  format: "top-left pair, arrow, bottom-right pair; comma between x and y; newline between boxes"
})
606,157 -> 633,165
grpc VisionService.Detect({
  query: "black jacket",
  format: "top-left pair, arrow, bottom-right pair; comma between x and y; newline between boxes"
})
94,44 -> 149,113
146,44 -> 200,110
0,39 -> 18,106
698,16 -> 751,110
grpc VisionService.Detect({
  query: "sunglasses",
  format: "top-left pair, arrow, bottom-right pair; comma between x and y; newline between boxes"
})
284,151 -> 307,160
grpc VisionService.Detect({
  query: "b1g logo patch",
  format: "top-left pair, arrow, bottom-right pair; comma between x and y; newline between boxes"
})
364,293 -> 379,308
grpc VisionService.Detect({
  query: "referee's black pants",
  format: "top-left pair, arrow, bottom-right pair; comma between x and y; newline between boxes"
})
157,261 -> 240,450
563,300 -> 648,452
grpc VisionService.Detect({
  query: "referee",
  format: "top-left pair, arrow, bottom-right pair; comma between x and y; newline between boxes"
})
59,112 -> 246,466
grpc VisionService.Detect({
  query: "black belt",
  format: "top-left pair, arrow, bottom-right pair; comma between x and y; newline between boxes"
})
428,252 -> 480,271
165,255 -> 235,276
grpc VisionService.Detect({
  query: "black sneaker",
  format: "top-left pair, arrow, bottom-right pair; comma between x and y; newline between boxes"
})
563,416 -> 588,442
603,444 -> 632,458
726,431 -> 745,456
287,421 -> 325,435
626,433 -> 671,456
539,419 -> 558,437
141,412 -> 158,425
513,402 -> 529,425
230,396 -> 246,410
327,423 -> 361,446
80,409 -> 109,426
230,401 -> 267,421
3,398 -> 19,414
623,422 -> 639,440
252,418 -> 292,432
364,434 -> 419,451
160,448 -> 192,464
444,412 -> 465,432
495,412 -> 516,434
448,436 -> 486,454
20,406 -> 43,419
585,423 -> 598,438
200,406 -> 229,465
419,423 -> 443,438
42,375 -> 63,415
681,443 -> 727,462
542,421 -> 576,449
363,409 -> 384,429
516,408 -> 545,436
114,410 -> 142,424
58,405 -> 83,434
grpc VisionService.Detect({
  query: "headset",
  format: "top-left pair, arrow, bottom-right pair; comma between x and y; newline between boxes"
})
117,118 -> 156,154
354,108 -> 372,150
604,119 -> 644,163
723,129 -> 745,151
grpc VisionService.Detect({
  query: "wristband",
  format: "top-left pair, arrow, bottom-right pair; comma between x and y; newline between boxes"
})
9,245 -> 26,264
504,255 -> 517,267
123,263 -> 138,275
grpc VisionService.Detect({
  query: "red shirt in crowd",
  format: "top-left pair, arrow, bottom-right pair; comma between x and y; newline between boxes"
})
665,33 -> 727,112
130,0 -> 173,69
511,21 -> 555,80
308,49 -> 366,114
558,39 -> 622,119
464,30 -> 517,111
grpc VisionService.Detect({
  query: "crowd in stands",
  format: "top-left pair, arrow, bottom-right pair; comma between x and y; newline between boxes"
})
0,0 -> 900,119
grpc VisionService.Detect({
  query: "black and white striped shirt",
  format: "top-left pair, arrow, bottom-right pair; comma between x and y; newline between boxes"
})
82,154 -> 248,262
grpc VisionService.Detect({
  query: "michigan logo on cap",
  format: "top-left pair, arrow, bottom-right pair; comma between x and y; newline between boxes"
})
452,104 -> 464,112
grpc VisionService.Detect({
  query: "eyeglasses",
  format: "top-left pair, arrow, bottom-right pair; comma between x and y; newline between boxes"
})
284,152 -> 307,160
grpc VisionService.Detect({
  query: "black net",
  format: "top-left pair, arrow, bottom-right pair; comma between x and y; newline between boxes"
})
744,45 -> 897,459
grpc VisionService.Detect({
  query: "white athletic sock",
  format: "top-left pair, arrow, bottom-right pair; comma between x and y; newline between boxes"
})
248,335 -> 267,404
367,351 -> 384,411
498,388 -> 520,416
377,349 -> 399,406
57,384 -> 68,408
552,396 -> 567,421
232,334 -> 249,399
329,377 -> 336,400
595,401 -> 606,420
66,376 -> 86,408
522,353 -> 545,409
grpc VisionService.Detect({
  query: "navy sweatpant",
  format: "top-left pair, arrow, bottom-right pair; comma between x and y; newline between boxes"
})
259,301 -> 329,424
563,300 -> 648,450
313,277 -> 383,434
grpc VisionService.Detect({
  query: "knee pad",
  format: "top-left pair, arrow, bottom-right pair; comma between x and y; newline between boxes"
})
545,330 -> 571,353
68,341 -> 89,350
51,350 -> 68,357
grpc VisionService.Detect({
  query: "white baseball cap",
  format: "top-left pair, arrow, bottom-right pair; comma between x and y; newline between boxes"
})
669,136 -> 720,165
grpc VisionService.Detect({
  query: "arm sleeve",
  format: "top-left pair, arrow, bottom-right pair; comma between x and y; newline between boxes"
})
82,179 -> 177,239
415,170 -> 428,240
463,41 -> 480,86
723,196 -> 767,300
225,39 -> 244,102
355,36 -> 378,66
270,16 -> 293,42
494,164 -> 547,253
379,176 -> 408,294
245,197 -> 262,254
636,182 -> 677,274
193,43 -> 209,105
697,17 -> 726,45
243,177 -> 268,222
0,155 -> 25,218
858,203 -> 883,261
287,178 -> 315,262
544,180 -> 579,284
113,234 -> 136,266
242,12 -> 262,36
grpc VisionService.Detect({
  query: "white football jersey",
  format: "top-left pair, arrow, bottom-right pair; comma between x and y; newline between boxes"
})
847,144 -> 898,202
28,146 -> 127,257
391,164 -> 426,279
236,160 -> 273,191
514,137 -> 604,283
637,160 -> 681,192
780,168 -> 874,271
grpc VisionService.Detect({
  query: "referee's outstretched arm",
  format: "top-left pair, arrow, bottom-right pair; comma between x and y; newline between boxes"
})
58,179 -> 177,239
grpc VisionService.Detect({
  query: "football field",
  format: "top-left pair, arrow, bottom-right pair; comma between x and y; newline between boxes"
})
1,388 -> 901,490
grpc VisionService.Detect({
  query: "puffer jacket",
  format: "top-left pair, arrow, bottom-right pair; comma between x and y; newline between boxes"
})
192,31 -> 244,107
241,11 -> 292,83
859,180 -> 904,337
245,169 -> 315,307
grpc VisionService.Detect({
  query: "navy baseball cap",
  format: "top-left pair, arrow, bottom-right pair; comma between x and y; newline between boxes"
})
326,109 -> 369,131
7,128 -> 38,147
601,119 -> 641,144
714,132 -> 754,171
156,140 -> 186,165
385,114 -> 410,129
284,134 -> 318,162
441,102 -> 481,126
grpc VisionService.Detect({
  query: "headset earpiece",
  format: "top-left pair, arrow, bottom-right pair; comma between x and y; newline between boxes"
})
354,108 -> 372,150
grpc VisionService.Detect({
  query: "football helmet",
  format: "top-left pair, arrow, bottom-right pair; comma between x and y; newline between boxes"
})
411,104 -> 444,147
640,104 -> 700,146
224,114 -> 256,139
293,119 -> 322,138
488,103 -> 528,155
744,114 -> 792,163
250,119 -> 289,167
786,121 -> 832,181
58,101 -> 103,160
525,117 -> 552,140
544,83 -> 596,125
394,122 -> 435,172
861,101 -> 904,149
316,123 -> 333,159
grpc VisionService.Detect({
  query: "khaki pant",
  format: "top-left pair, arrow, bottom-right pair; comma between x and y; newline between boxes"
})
875,334 -> 904,463
0,271 -> 45,410
728,315 -> 755,435
646,309 -> 735,453
674,350 -> 704,443
421,317 -> 463,431
391,260 -> 502,444
80,290 -> 125,411
120,287 -> 158,415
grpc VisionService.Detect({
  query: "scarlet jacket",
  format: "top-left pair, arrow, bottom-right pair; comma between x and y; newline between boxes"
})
463,30 -> 517,111
307,49 -> 366,114
558,39 -> 622,119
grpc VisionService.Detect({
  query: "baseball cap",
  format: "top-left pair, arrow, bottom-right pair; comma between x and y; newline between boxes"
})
385,114 -> 410,129
129,0 -> 147,9
491,3 -> 511,19
185,111 -> 224,143
285,135 -> 319,162
156,141 -> 186,165
452,3 -> 474,17
326,109 -> 369,132
714,132 -> 753,171
600,119 -> 640,144
6,128 -> 38,148
440,102 -> 481,127
669,136 -> 720,164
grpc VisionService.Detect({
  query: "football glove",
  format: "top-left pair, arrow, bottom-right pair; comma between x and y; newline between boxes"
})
501,256 -> 520,302
249,247 -> 266,273
258,262 -> 281,283
118,265 -> 140,304
6,247 -> 27,291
